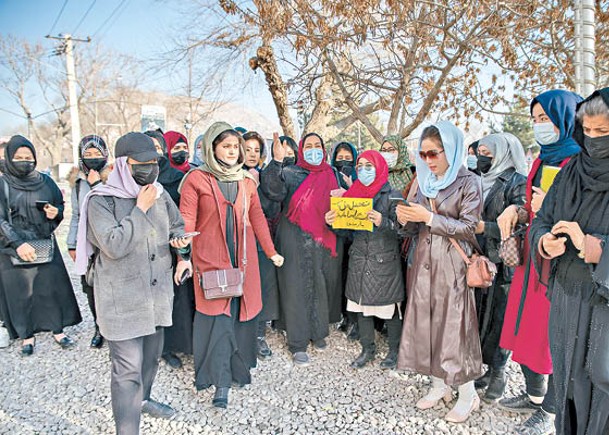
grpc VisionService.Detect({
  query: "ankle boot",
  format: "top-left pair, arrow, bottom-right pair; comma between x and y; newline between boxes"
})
474,368 -> 492,390
350,345 -> 376,369
212,387 -> 230,408
484,369 -> 507,401
90,327 -> 104,349
379,348 -> 398,370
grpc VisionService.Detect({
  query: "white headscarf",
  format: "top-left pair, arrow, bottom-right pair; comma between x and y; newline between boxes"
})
478,133 -> 527,200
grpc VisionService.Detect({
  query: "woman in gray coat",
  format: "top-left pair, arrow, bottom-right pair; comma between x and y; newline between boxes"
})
396,122 -> 483,423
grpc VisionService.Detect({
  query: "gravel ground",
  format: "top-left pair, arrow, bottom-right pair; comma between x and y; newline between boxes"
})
0,182 -> 529,434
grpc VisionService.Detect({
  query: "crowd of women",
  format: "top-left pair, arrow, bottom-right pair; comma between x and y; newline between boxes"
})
0,86 -> 608,435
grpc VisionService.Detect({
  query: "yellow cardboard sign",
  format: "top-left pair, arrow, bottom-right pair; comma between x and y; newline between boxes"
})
540,165 -> 561,193
330,197 -> 373,231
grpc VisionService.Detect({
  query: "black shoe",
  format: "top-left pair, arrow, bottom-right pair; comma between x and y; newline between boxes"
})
475,368 -> 492,389
212,387 -> 230,409
21,341 -> 34,356
498,393 -> 542,414
346,323 -> 359,341
337,317 -> 349,333
162,352 -> 183,369
484,370 -> 507,402
515,409 -> 555,435
141,399 -> 176,419
350,346 -> 376,369
379,349 -> 398,370
54,335 -> 76,349
257,337 -> 272,360
90,329 -> 104,349
313,338 -> 327,351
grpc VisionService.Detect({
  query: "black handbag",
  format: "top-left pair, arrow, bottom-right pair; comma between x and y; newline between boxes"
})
1,177 -> 55,266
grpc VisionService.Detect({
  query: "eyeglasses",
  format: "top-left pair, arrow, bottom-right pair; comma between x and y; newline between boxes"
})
419,149 -> 445,160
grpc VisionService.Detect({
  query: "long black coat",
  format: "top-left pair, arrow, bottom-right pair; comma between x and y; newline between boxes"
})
342,183 -> 404,306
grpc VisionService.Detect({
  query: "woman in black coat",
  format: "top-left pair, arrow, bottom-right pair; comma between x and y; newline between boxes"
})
473,133 -> 527,401
325,150 -> 404,369
0,135 -> 81,355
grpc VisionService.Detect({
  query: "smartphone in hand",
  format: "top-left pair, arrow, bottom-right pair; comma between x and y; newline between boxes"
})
389,197 -> 410,206
35,200 -> 50,211
170,231 -> 201,242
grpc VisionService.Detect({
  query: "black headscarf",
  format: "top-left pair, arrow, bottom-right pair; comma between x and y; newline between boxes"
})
144,130 -> 168,155
3,135 -> 46,191
551,87 -> 609,236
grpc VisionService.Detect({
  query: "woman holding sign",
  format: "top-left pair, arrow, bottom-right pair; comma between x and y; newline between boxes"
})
395,122 -> 483,423
325,150 -> 404,370
261,133 -> 342,366
496,90 -> 582,434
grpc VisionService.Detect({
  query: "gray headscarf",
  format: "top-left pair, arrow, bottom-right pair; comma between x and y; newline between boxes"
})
479,133 -> 527,199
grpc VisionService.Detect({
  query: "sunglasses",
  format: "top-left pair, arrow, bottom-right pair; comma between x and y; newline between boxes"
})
419,149 -> 445,160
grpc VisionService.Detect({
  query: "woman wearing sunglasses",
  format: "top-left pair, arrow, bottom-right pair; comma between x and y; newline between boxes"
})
396,121 -> 483,423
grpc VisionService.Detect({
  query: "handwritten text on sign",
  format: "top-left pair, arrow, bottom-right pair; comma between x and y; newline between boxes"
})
330,197 -> 373,232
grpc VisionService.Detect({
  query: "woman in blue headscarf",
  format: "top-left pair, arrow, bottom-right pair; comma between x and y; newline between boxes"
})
331,141 -> 358,190
395,121 -> 483,423
497,90 -> 582,434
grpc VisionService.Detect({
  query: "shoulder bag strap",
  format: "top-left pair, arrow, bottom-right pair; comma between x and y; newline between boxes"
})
429,198 -> 471,265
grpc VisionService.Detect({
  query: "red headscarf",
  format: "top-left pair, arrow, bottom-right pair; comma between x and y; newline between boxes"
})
343,150 -> 389,199
163,131 -> 191,173
286,133 -> 338,256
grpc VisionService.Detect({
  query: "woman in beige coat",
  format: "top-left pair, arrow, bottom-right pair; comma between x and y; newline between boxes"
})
396,121 -> 483,423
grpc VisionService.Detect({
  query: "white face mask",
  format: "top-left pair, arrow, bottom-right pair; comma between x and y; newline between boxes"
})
533,122 -> 560,145
466,155 -> 478,170
380,151 -> 398,169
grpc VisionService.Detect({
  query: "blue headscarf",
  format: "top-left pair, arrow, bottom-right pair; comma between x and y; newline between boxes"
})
331,141 -> 359,187
531,89 -> 583,165
191,134 -> 204,167
416,121 -> 465,199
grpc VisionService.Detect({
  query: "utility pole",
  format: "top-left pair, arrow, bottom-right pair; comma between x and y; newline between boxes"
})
574,0 -> 596,97
47,34 -> 91,164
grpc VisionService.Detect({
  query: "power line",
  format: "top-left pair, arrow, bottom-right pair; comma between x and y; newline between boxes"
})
47,0 -> 69,36
91,0 -> 128,38
72,0 -> 97,35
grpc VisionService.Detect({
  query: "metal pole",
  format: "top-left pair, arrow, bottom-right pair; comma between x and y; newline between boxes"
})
574,0 -> 596,97
64,35 -> 82,165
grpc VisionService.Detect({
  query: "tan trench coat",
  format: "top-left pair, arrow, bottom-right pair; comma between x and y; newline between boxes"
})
397,166 -> 484,386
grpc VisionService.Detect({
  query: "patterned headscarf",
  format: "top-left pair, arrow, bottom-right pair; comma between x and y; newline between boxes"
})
78,135 -> 108,174
381,135 -> 414,191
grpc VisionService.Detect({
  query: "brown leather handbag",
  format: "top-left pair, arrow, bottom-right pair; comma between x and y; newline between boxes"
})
498,225 -> 528,268
198,186 -> 248,300
430,199 -> 497,288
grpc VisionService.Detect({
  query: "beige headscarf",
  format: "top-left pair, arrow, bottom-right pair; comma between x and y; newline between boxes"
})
179,121 -> 256,191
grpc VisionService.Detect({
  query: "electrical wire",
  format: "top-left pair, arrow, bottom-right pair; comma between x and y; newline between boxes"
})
47,0 -> 69,36
91,0 -> 128,38
72,0 -> 97,35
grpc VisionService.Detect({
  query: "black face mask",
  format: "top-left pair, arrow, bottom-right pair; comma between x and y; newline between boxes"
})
334,160 -> 354,176
283,157 -> 296,167
477,155 -> 493,174
131,163 -> 159,186
171,150 -> 188,165
82,158 -> 107,172
584,135 -> 609,159
12,160 -> 36,177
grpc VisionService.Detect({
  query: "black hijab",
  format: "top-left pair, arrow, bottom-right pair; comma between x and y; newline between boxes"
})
552,87 -> 609,235
144,130 -> 183,186
3,135 -> 46,191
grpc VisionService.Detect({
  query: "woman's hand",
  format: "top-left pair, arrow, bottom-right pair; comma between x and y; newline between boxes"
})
325,210 -> 337,226
551,221 -> 585,250
396,203 -> 431,224
16,242 -> 36,262
540,233 -> 567,259
174,260 -> 193,285
270,254 -> 284,267
367,210 -> 383,227
341,173 -> 353,188
87,169 -> 101,186
44,204 -> 59,220
170,236 -> 193,249
68,249 -> 76,262
531,187 -> 546,214
497,205 -> 518,240
475,221 -> 485,234
272,132 -> 287,163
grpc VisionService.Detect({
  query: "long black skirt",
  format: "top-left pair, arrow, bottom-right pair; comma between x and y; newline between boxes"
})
275,217 -> 342,354
0,243 -> 82,339
163,279 -> 195,355
193,298 -> 257,389
257,247 -> 279,322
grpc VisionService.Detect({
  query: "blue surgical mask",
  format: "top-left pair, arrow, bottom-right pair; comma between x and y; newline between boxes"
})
303,148 -> 324,166
466,155 -> 478,170
357,167 -> 376,186
533,122 -> 560,145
